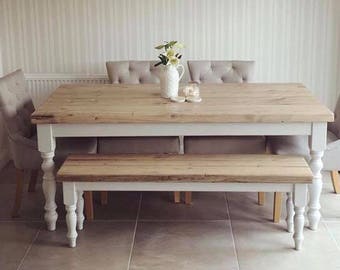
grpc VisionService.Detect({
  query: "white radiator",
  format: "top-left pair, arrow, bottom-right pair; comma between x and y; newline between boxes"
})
25,74 -> 109,107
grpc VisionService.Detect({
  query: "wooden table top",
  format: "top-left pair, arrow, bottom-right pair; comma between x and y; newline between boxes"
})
31,83 -> 334,124
57,154 -> 313,183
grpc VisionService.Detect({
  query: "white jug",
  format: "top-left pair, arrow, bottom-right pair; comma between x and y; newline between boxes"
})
159,64 -> 185,98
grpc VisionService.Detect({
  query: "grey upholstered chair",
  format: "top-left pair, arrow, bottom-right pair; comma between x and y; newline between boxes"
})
0,69 -> 97,217
267,96 -> 340,220
93,61 -> 180,208
183,60 -> 266,204
101,61 -> 180,155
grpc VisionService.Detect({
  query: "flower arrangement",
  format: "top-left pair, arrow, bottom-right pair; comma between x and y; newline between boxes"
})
154,41 -> 184,67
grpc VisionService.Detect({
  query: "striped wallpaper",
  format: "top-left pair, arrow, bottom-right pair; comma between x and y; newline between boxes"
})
0,0 -> 340,167
1,0 -> 340,106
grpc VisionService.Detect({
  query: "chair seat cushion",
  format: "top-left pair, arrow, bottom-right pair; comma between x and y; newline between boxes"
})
54,137 -> 98,168
184,136 -> 266,154
98,137 -> 180,154
9,134 -> 98,170
267,132 -> 340,171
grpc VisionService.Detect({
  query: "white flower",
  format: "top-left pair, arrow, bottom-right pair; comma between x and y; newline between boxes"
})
166,49 -> 175,58
169,57 -> 179,66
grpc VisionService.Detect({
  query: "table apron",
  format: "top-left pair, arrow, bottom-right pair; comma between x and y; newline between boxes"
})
71,182 -> 295,192
43,122 -> 314,137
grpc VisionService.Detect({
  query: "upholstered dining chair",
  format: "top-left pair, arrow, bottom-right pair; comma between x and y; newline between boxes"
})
183,60 -> 268,205
88,61 -> 181,213
267,96 -> 340,220
0,69 -> 97,217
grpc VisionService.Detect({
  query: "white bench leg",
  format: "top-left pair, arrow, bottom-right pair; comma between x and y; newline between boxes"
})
293,184 -> 308,250
286,192 -> 294,233
63,182 -> 78,248
76,191 -> 85,230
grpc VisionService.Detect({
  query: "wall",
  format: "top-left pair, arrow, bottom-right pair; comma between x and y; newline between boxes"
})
0,0 -> 340,167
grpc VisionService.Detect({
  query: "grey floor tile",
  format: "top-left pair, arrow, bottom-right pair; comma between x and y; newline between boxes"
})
130,221 -> 238,270
320,172 -> 340,220
0,184 -> 45,221
20,221 -> 135,270
91,191 -> 140,220
323,221 -> 340,249
227,191 -> 280,222
139,192 -> 228,220
0,162 -> 17,185
232,221 -> 340,270
0,221 -> 41,270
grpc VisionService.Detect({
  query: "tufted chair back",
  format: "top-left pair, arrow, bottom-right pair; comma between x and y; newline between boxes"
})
106,61 -> 162,84
188,60 -> 255,83
0,69 -> 35,140
329,95 -> 340,138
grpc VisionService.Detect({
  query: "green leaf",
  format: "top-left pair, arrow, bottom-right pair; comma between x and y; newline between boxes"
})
155,44 -> 165,50
168,41 -> 177,47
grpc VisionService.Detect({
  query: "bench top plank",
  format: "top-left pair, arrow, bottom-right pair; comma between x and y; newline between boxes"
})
57,154 -> 313,184
31,83 -> 334,124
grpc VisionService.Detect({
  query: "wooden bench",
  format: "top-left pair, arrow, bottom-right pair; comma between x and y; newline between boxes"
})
57,154 -> 313,250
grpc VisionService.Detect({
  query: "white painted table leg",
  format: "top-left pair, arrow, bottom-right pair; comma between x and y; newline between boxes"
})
63,182 -> 78,248
293,184 -> 308,250
76,191 -> 85,230
308,123 -> 327,231
41,152 -> 58,231
37,125 -> 58,231
286,192 -> 294,233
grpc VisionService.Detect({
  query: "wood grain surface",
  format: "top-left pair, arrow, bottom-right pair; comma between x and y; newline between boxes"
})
31,83 -> 334,124
57,154 -> 313,183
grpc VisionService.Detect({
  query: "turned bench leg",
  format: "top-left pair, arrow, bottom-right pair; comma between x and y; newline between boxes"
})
63,182 -> 78,248
293,184 -> 308,250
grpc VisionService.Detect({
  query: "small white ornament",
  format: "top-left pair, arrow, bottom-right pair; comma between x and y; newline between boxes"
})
170,96 -> 186,103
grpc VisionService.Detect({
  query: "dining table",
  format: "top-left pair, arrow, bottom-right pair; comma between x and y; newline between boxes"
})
31,83 -> 334,232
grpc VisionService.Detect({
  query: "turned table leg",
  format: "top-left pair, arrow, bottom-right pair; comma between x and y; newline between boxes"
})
41,152 -> 58,231
286,192 -> 294,233
307,123 -> 327,231
76,191 -> 85,230
38,125 -> 58,231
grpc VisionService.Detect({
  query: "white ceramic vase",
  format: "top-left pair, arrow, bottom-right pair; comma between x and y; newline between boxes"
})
159,64 -> 185,98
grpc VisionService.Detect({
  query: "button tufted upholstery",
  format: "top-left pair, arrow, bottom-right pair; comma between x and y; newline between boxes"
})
329,96 -> 340,138
0,69 -> 97,170
99,61 -> 180,154
106,61 -> 162,84
267,96 -> 340,171
188,60 -> 255,83
185,60 -> 266,155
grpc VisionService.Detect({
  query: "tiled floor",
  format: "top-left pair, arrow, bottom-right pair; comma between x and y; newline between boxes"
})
1,162 -> 340,270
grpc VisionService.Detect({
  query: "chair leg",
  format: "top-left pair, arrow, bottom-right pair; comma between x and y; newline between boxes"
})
331,171 -> 340,194
12,169 -> 25,218
100,191 -> 108,205
84,191 -> 94,221
174,192 -> 181,203
185,192 -> 192,204
28,170 -> 39,192
273,192 -> 283,223
258,192 -> 265,205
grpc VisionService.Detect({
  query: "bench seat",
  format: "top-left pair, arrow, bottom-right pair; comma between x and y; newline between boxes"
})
57,154 -> 312,250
